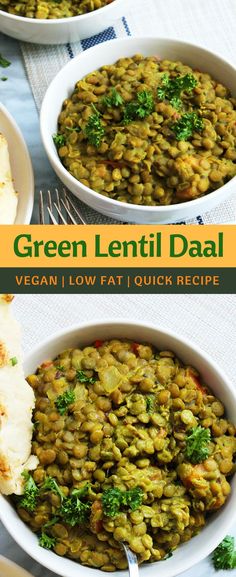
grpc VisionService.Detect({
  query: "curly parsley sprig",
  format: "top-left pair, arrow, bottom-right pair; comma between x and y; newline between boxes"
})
102,487 -> 143,517
171,112 -> 204,141
85,109 -> 105,148
212,536 -> 236,570
59,485 -> 91,526
55,389 -> 75,416
123,90 -> 155,124
157,73 -> 198,109
185,426 -> 211,464
20,471 -> 39,512
103,88 -> 124,108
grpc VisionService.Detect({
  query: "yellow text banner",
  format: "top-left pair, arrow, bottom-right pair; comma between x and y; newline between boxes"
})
0,225 -> 235,268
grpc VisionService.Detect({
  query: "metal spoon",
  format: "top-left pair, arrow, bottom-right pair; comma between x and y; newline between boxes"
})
121,542 -> 139,577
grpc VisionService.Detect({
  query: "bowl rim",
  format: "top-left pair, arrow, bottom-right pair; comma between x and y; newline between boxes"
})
0,102 -> 34,225
0,318 -> 236,577
40,36 -> 236,215
0,0 -> 125,24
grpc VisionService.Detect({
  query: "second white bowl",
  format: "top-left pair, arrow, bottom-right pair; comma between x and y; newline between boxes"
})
0,320 -> 235,577
0,0 -> 127,45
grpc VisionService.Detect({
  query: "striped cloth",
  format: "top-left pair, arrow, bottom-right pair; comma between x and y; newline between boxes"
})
20,0 -> 236,224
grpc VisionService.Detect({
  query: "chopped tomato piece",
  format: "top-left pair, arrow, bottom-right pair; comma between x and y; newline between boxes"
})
187,368 -> 206,394
94,340 -> 104,348
131,343 -> 140,355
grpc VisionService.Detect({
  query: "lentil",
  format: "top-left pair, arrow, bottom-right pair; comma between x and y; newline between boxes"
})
14,339 -> 236,571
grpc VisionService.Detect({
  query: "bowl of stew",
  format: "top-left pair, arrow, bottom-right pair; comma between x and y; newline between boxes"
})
0,0 -> 127,44
40,37 -> 236,223
0,320 -> 235,577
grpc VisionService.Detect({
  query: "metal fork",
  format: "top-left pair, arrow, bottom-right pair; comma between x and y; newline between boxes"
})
121,543 -> 139,577
39,188 -> 87,224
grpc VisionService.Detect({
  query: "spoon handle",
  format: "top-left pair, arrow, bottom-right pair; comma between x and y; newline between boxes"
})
121,543 -> 139,577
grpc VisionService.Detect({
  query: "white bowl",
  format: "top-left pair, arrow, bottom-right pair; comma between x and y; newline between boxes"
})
0,556 -> 33,577
40,37 -> 236,224
0,0 -> 127,44
0,320 -> 235,577
0,104 -> 34,224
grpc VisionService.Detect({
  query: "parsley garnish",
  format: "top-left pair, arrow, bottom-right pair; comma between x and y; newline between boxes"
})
20,471 -> 39,512
55,389 -> 75,415
65,126 -> 81,133
76,370 -> 96,384
146,396 -> 154,414
163,551 -> 173,560
39,532 -> 57,550
157,73 -> 198,109
1,77 -> 7,81
41,476 -> 65,502
185,426 -> 211,464
0,54 -> 11,68
102,487 -> 143,517
85,112 -> 105,147
123,90 -> 154,124
59,485 -> 91,526
10,356 -> 18,366
212,536 -> 236,570
103,88 -> 124,108
53,133 -> 66,147
172,112 -> 203,141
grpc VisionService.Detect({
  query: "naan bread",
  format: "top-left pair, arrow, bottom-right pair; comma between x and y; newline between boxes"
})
0,295 -> 38,495
0,134 -> 18,224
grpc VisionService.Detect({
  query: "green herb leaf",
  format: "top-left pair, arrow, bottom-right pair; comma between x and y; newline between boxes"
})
76,370 -> 96,384
0,54 -> 11,68
53,133 -> 66,147
185,426 -> 211,464
20,471 -> 39,512
171,112 -> 204,141
55,389 -> 75,415
157,73 -> 198,109
39,531 -> 57,550
103,88 -> 124,108
65,126 -> 81,133
212,536 -> 236,570
146,396 -> 154,414
10,357 -> 18,366
1,77 -> 7,81
102,487 -> 143,517
85,112 -> 105,147
163,551 -> 173,560
123,487 -> 143,511
59,485 -> 91,526
41,476 -> 65,502
102,488 -> 124,517
123,90 -> 154,124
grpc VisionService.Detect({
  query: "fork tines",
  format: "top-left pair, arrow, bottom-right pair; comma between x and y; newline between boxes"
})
39,188 -> 86,225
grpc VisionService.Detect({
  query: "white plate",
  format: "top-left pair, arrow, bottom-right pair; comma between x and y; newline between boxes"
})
0,104 -> 34,224
0,556 -> 33,577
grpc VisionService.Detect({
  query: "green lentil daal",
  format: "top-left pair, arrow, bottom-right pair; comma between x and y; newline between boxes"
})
13,339 -> 236,571
55,54 -> 236,206
0,0 -> 113,18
